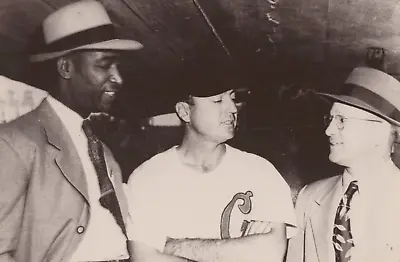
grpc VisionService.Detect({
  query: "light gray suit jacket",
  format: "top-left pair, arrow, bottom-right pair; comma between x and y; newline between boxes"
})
286,175 -> 343,262
0,99 -> 129,262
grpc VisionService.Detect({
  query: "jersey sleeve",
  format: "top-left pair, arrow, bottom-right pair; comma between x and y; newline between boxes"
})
125,166 -> 168,252
249,160 -> 298,239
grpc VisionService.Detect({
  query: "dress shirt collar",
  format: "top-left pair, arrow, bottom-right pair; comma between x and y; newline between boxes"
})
342,159 -> 399,195
46,96 -> 85,136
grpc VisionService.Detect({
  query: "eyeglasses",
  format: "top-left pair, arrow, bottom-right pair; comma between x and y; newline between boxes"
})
323,115 -> 383,130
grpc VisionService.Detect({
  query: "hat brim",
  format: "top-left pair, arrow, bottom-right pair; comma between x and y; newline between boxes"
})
29,39 -> 143,62
318,93 -> 400,127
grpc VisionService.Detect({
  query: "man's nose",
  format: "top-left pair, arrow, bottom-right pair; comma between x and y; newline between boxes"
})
227,97 -> 238,113
325,119 -> 336,136
110,65 -> 123,85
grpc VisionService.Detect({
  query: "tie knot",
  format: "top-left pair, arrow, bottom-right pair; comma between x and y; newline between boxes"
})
345,181 -> 358,198
82,119 -> 95,139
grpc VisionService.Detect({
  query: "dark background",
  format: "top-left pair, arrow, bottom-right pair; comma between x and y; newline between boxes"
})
0,0 -> 399,199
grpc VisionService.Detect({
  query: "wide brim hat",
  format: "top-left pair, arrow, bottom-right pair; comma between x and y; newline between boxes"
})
28,0 -> 143,62
318,67 -> 400,126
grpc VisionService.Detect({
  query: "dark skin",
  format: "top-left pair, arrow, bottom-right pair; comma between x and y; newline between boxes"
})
55,50 -> 123,118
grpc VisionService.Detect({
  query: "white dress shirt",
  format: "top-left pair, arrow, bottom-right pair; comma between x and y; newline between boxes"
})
341,160 -> 400,261
47,97 -> 128,261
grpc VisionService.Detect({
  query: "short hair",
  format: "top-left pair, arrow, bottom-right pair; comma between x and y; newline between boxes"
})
24,59 -> 59,97
183,95 -> 194,106
24,50 -> 87,97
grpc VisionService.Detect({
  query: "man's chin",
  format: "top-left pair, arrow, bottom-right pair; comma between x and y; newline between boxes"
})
328,153 -> 341,164
97,103 -> 113,115
328,153 -> 351,167
223,133 -> 235,143
100,94 -> 117,111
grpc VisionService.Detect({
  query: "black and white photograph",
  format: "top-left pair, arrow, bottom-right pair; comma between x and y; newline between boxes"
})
0,0 -> 399,261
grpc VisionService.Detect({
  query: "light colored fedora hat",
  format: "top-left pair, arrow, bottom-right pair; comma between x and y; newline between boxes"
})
319,67 -> 400,126
29,0 -> 143,62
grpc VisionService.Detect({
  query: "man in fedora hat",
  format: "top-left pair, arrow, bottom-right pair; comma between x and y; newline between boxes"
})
125,55 -> 297,262
0,0 -> 142,261
286,66 -> 400,262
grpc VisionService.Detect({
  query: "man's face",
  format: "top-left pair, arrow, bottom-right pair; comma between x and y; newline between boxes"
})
68,51 -> 123,117
187,89 -> 238,143
325,102 -> 392,167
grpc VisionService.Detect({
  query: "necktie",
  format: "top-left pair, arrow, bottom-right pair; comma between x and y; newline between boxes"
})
82,119 -> 127,237
332,180 -> 358,262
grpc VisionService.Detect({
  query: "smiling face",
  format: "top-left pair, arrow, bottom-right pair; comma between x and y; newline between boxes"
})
325,102 -> 393,167
177,89 -> 238,144
64,50 -> 123,117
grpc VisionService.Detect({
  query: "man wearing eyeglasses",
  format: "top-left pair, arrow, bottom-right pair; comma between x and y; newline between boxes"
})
286,67 -> 400,262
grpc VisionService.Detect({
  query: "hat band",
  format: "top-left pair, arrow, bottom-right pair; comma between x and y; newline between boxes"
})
342,83 -> 400,122
34,24 -> 117,54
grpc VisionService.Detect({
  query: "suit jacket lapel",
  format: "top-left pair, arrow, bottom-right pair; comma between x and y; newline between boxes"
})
310,175 -> 343,262
37,100 -> 89,203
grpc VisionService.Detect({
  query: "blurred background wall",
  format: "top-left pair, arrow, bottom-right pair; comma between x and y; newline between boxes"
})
0,0 -> 399,200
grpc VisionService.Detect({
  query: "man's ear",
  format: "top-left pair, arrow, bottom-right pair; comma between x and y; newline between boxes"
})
175,101 -> 191,123
56,57 -> 74,79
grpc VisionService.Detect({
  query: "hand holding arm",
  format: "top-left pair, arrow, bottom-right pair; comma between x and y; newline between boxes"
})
242,220 -> 273,236
128,240 -> 197,262
164,222 -> 287,262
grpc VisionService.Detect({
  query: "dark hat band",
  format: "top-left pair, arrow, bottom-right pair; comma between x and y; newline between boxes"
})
30,24 -> 117,55
342,83 -> 400,122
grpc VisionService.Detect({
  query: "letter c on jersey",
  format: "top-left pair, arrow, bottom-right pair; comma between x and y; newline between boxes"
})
220,191 -> 253,239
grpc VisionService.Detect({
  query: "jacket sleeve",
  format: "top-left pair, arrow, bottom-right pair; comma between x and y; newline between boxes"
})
0,137 -> 30,262
286,185 -> 309,262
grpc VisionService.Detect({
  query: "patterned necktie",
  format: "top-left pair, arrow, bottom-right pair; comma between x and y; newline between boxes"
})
332,180 -> 358,262
82,119 -> 127,237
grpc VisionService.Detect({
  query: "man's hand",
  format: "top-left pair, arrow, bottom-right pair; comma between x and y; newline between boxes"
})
242,220 -> 272,236
163,222 -> 286,262
86,112 -> 129,147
